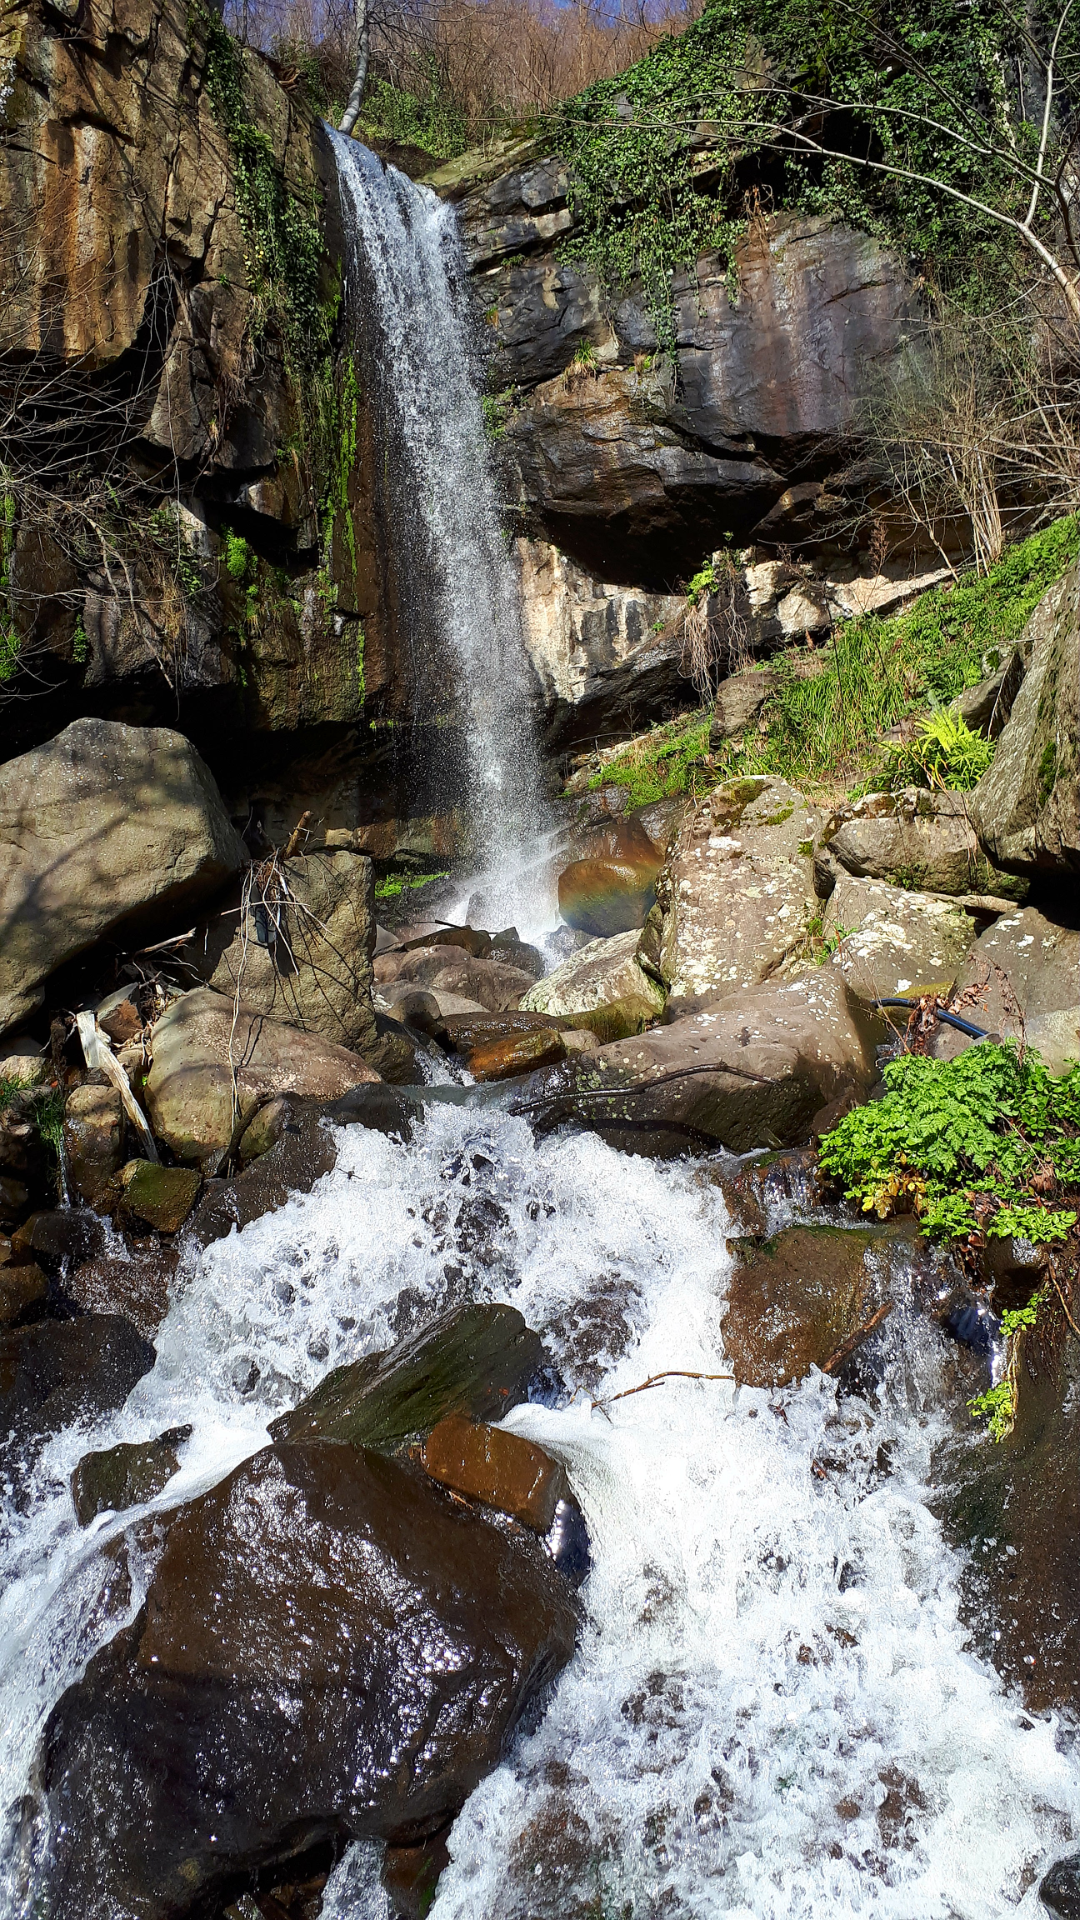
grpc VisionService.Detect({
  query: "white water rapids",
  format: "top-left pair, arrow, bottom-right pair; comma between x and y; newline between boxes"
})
2,1102 -> 1079,1917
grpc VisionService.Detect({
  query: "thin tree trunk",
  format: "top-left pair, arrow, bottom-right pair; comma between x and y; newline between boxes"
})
338,0 -> 370,135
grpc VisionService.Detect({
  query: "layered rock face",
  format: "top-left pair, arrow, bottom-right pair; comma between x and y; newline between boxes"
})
0,0 -> 387,760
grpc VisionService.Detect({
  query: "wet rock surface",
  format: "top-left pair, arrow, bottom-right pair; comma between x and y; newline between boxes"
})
557,817 -> 663,938
722,1219 -> 928,1387
70,1426 -> 190,1527
419,1413 -> 570,1532
62,1246 -> 179,1339
0,1315 -> 155,1470
38,1439 -> 578,1920
270,1304 -> 544,1451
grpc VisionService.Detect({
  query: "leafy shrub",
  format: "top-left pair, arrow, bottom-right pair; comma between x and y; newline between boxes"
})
818,1042 -> 1080,1246
878,709 -> 995,792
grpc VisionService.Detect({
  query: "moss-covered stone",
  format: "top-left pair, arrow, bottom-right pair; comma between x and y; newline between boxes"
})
269,1303 -> 543,1452
115,1161 -> 202,1235
70,1427 -> 191,1527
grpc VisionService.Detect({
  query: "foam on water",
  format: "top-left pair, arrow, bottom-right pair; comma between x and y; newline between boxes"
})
1,1103 -> 1078,1916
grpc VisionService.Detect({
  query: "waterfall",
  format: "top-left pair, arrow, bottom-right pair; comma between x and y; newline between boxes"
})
329,132 -> 553,931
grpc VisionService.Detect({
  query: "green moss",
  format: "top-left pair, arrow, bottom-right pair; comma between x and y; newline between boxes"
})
587,712 -> 712,807
374,869 -> 450,901
190,0 -> 330,368
1038,740 -> 1058,805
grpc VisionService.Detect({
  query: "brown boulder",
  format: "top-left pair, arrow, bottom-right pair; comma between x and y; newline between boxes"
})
38,1441 -> 578,1919
375,947 -> 536,1014
111,1160 -> 202,1235
63,1246 -> 178,1339
723,1220 -> 922,1387
0,720 -> 243,1039
466,1028 -> 568,1081
63,1086 -> 125,1206
193,851 -> 381,1065
513,970 -> 876,1156
419,1414 -> 569,1531
557,817 -> 663,938
0,1261 -> 48,1328
70,1427 -> 190,1527
940,904 -> 1080,1072
144,988 -> 379,1166
0,1315 -> 155,1467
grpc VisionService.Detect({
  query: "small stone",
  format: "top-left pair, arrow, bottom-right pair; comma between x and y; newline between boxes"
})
560,1028 -> 601,1056
114,1161 -> 202,1234
465,1029 -> 567,1082
420,1414 -> 570,1531
70,1427 -> 191,1526
96,999 -> 142,1048
236,1098 -> 290,1165
63,1085 -> 125,1205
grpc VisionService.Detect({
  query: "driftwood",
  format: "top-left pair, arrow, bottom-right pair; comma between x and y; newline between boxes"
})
75,1010 -> 159,1163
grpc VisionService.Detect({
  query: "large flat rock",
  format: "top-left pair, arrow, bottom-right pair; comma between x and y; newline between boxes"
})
0,720 -> 242,1038
664,777 -> 821,1006
513,970 -> 875,1155
825,873 -> 977,1006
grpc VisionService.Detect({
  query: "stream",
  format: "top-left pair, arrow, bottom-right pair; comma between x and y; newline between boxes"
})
1,140 -> 1078,1919
3,1099 -> 1080,1916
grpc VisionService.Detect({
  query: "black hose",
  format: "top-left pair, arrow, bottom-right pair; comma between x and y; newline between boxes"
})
873,997 -> 989,1039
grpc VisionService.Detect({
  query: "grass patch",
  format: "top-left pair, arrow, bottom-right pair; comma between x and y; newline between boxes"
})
818,1042 -> 1080,1247
374,869 -> 450,902
579,516 -> 1078,811
584,712 -> 712,809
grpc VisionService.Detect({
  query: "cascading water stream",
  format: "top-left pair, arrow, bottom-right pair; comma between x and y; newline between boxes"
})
329,133 -> 553,931
2,1102 -> 1080,1916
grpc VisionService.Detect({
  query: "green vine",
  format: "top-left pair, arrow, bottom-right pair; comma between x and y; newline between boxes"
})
190,0 -> 331,368
551,0 -> 1066,336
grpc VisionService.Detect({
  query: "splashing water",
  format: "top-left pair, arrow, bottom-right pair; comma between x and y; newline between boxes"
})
329,134 -> 553,930
2,1103 -> 1079,1917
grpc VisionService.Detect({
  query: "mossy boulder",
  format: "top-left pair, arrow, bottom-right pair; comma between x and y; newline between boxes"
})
269,1303 -> 543,1452
113,1160 -> 201,1234
70,1427 -> 190,1527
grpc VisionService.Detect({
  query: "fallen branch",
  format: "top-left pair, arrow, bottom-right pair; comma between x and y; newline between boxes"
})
604,1368 -> 736,1405
75,1010 -> 159,1163
820,1300 -> 895,1375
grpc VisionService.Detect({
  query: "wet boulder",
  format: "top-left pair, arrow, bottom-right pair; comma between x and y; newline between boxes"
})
521,928 -> 666,1041
63,1245 -> 179,1339
937,1309 -> 1080,1716
969,567 -> 1080,884
662,777 -> 821,1008
825,789 -> 1025,901
1041,1852 -> 1080,1918
824,873 -> 977,1006
0,719 -> 243,1039
70,1426 -> 190,1526
11,1207 -> 106,1270
191,851 -> 382,1066
0,1260 -> 48,1328
270,1303 -> 543,1451
0,1315 -> 155,1466
144,988 -> 379,1166
722,1219 -> 927,1386
419,1414 -> 570,1531
185,1103 -> 340,1249
37,1440 -> 578,1920
557,817 -> 663,938
110,1160 -> 202,1234
514,969 -> 876,1155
